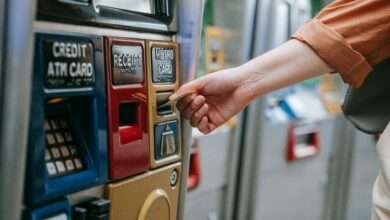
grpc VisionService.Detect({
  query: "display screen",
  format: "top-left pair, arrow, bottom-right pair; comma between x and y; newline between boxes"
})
95,0 -> 153,14
152,47 -> 176,83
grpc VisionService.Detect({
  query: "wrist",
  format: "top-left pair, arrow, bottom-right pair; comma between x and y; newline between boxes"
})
235,64 -> 267,104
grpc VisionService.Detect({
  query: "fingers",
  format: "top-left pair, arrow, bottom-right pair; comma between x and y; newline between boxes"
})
170,79 -> 203,103
190,104 -> 209,127
176,93 -> 196,112
182,95 -> 206,119
198,116 -> 217,134
198,117 -> 209,133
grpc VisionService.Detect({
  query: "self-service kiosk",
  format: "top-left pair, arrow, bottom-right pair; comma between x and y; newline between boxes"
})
16,0 -> 203,219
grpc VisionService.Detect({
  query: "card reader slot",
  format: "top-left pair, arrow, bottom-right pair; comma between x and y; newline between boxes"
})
156,92 -> 173,116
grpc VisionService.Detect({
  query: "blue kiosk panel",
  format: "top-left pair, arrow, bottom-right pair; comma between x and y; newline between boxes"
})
25,33 -> 108,206
25,198 -> 71,220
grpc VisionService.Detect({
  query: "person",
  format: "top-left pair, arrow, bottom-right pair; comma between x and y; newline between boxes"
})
170,0 -> 390,219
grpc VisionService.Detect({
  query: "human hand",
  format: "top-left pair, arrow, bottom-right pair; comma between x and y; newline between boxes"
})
170,66 -> 257,134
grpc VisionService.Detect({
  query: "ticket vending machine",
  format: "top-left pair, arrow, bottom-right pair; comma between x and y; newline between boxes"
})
19,0 -> 202,219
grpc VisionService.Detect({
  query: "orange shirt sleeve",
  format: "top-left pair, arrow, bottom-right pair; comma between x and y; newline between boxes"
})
292,0 -> 390,87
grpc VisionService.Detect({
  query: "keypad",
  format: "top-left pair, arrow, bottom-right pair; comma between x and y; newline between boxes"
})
44,116 -> 85,178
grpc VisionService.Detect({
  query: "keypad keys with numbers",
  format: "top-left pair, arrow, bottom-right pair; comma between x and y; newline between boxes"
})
44,117 -> 85,178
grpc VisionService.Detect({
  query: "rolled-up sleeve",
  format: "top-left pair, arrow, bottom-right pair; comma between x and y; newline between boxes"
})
292,0 -> 390,87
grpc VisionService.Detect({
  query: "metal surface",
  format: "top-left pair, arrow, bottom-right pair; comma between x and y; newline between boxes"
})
0,0 -> 4,87
0,0 -> 36,219
185,128 -> 231,220
38,0 -> 177,33
235,100 -> 267,220
34,21 -> 171,41
177,0 -> 205,219
185,189 -> 224,220
252,119 -> 335,220
222,114 -> 246,220
95,0 -> 154,14
322,117 -> 355,220
233,0 -> 271,219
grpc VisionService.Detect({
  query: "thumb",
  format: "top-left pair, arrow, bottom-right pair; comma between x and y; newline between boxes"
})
170,78 -> 204,102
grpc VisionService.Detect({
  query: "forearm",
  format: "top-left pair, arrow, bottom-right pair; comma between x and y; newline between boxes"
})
238,39 -> 333,100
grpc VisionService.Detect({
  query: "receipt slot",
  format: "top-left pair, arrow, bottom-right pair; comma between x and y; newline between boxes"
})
286,123 -> 320,162
105,37 -> 150,180
25,33 -> 108,205
107,162 -> 181,220
147,41 -> 181,168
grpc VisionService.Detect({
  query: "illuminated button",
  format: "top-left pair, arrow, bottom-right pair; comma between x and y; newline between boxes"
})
55,132 -> 65,143
46,134 -> 56,145
45,149 -> 51,161
51,120 -> 59,130
64,132 -> 73,142
69,145 -> 77,155
65,159 -> 75,171
51,147 -> 61,159
44,120 -> 51,131
74,158 -> 83,169
60,145 -> 70,157
55,161 -> 66,173
46,162 -> 57,176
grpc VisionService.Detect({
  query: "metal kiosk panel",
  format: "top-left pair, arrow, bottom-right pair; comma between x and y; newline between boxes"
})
147,41 -> 181,168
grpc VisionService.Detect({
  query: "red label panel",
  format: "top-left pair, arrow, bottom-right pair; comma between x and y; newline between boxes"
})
105,37 -> 150,180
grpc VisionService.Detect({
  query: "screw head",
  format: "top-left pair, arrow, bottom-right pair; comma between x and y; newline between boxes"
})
170,169 -> 178,187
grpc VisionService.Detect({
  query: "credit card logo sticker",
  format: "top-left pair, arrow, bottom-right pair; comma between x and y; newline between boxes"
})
43,40 -> 95,88
152,47 -> 176,83
112,45 -> 144,85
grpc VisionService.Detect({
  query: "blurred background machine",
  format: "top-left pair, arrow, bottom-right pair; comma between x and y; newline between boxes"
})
184,0 -> 379,220
0,0 -> 380,220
